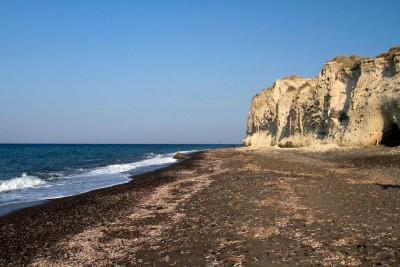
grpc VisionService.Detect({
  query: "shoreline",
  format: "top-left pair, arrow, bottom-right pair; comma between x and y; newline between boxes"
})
0,151 -> 198,222
0,200 -> 49,217
0,151 -> 206,266
1,147 -> 399,266
0,144 -> 229,218
0,152 -> 196,218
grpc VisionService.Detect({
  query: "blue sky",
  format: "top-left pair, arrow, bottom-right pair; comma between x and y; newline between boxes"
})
0,0 -> 399,144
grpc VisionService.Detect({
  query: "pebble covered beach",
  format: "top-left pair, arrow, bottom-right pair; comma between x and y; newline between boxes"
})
1,147 -> 399,266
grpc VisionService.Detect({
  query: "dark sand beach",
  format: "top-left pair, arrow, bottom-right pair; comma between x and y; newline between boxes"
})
1,147 -> 399,266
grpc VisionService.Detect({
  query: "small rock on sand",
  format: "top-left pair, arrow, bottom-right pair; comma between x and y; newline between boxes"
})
173,153 -> 186,159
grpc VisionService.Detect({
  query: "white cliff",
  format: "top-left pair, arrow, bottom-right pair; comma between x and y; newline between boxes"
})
244,46 -> 400,147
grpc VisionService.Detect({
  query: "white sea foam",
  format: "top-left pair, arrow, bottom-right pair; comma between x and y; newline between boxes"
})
0,173 -> 46,192
88,153 -> 177,175
177,149 -> 201,154
145,152 -> 162,158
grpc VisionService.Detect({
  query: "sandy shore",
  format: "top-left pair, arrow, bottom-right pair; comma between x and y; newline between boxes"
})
1,147 -> 399,266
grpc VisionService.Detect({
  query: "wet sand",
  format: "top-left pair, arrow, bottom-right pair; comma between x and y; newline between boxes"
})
1,147 -> 399,266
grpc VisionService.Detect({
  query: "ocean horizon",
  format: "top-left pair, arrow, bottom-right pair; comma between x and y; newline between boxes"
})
0,144 -> 237,216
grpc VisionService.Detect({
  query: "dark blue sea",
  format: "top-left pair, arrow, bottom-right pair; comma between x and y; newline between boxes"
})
0,144 -> 233,215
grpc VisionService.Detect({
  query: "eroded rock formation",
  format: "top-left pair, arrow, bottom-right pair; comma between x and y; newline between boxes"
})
244,46 -> 400,147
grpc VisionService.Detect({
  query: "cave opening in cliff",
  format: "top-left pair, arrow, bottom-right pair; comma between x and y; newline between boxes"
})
381,123 -> 400,147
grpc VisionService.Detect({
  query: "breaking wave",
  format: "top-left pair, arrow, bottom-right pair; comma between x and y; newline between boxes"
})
0,173 -> 46,192
88,153 -> 177,175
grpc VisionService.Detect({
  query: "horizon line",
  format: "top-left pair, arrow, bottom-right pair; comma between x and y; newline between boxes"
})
0,143 -> 242,145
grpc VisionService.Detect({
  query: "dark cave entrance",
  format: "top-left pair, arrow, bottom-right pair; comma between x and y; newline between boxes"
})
381,123 -> 400,147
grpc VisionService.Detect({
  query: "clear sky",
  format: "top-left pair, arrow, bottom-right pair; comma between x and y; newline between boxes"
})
0,0 -> 399,144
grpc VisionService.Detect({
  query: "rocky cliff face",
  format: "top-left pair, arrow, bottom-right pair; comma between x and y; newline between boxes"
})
244,46 -> 400,147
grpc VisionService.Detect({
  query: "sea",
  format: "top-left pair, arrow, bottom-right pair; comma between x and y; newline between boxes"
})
0,144 -> 233,216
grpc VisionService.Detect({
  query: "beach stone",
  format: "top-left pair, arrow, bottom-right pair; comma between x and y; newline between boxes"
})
173,153 -> 185,160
